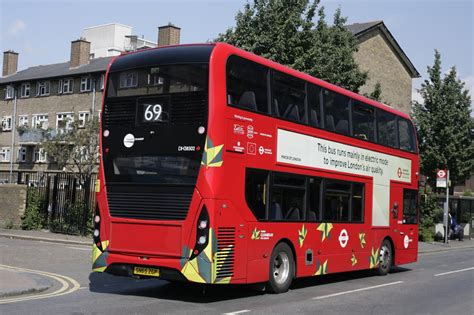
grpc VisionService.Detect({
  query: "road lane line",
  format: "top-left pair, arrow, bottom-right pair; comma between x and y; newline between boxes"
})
434,267 -> 474,277
66,246 -> 90,251
312,281 -> 404,300
0,264 -> 80,304
223,310 -> 251,315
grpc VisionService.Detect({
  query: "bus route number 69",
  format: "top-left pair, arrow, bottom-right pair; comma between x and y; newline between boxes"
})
144,104 -> 162,121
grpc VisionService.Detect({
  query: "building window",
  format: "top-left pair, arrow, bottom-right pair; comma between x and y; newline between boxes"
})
5,85 -> 15,99
32,114 -> 49,129
36,81 -> 50,96
59,78 -> 74,94
18,115 -> 28,127
80,76 -> 92,92
20,83 -> 30,98
34,147 -> 47,163
56,113 -> 74,131
119,71 -> 138,88
100,74 -> 105,90
78,112 -> 90,128
0,147 -> 11,162
18,147 -> 27,163
2,116 -> 13,131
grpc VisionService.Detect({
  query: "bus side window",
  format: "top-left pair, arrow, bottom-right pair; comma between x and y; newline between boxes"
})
403,189 -> 418,224
352,101 -> 375,142
323,89 -> 350,135
323,180 -> 351,222
308,84 -> 322,128
227,56 -> 269,114
245,169 -> 269,220
398,118 -> 417,152
352,183 -> 364,222
272,71 -> 306,123
271,173 -> 305,221
377,110 -> 398,148
308,177 -> 321,221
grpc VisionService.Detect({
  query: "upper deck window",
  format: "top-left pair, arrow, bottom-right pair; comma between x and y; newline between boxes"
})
352,101 -> 375,142
323,89 -> 350,135
377,110 -> 398,148
398,118 -> 417,153
273,71 -> 306,124
107,64 -> 208,98
227,55 -> 269,114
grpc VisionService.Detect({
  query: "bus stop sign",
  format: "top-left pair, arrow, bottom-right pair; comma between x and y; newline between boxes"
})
436,169 -> 447,188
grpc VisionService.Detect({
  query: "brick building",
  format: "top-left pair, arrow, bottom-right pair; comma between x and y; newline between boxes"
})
346,21 -> 420,114
0,24 -> 180,172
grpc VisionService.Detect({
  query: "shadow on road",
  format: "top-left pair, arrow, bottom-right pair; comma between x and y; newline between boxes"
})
88,267 -> 412,303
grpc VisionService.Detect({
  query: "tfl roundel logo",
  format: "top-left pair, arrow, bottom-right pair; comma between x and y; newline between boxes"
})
338,229 -> 349,248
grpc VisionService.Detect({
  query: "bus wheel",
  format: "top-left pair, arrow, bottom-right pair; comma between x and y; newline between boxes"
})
377,239 -> 392,276
267,242 -> 295,294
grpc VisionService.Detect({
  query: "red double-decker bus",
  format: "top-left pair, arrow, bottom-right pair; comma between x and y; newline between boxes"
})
93,43 -> 419,293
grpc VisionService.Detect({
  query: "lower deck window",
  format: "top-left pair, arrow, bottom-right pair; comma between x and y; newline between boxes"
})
403,189 -> 418,224
245,168 -> 365,223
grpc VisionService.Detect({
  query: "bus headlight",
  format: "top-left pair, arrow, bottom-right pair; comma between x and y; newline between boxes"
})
198,235 -> 207,244
93,229 -> 100,237
198,220 -> 207,230
94,215 -> 100,223
198,126 -> 206,134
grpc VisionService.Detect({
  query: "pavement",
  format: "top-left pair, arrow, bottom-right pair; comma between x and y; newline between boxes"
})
0,228 -> 472,301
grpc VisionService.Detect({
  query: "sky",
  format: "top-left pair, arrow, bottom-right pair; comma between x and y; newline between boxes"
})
1,0 -> 473,110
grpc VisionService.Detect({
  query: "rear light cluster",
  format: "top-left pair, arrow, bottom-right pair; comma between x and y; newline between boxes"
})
189,206 -> 209,260
93,206 -> 103,252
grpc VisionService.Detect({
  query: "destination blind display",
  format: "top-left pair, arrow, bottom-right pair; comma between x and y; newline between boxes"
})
136,97 -> 170,124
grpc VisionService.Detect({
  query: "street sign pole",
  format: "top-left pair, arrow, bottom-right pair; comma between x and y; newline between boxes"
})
444,170 -> 450,244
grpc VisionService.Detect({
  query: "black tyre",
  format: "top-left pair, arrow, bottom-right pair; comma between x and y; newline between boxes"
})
376,239 -> 392,276
266,242 -> 295,294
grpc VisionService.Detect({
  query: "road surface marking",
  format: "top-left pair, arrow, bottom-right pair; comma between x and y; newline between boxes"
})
312,281 -> 404,300
223,310 -> 251,315
0,264 -> 80,304
434,267 -> 474,277
66,246 -> 90,251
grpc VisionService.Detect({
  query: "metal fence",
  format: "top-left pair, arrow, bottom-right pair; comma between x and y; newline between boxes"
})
0,171 -> 97,235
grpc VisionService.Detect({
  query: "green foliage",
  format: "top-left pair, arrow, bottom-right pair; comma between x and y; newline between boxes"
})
50,201 -> 93,236
43,115 -> 100,185
364,82 -> 383,102
21,188 -> 46,230
418,190 -> 442,242
3,219 -> 14,229
216,0 -> 367,92
412,50 -> 474,188
462,189 -> 473,197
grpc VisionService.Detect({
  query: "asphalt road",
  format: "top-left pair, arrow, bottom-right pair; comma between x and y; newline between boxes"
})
0,238 -> 473,315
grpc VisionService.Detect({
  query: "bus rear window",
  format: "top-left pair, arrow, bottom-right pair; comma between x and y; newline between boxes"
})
106,64 -> 208,98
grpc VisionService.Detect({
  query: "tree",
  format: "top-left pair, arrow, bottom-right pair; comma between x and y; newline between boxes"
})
43,115 -> 100,185
216,0 -> 367,93
364,82 -> 383,102
412,50 -> 474,188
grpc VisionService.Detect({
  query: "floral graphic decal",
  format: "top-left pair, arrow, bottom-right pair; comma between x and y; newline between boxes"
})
359,232 -> 366,249
201,136 -> 223,168
369,247 -> 380,269
317,223 -> 333,242
251,228 -> 261,240
351,253 -> 358,266
298,224 -> 307,248
315,259 -> 328,276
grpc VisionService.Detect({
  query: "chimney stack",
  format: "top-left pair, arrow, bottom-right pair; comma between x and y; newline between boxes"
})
70,38 -> 91,68
3,50 -> 19,77
157,23 -> 181,47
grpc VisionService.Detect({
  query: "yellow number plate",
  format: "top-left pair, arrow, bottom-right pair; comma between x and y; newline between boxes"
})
133,266 -> 160,277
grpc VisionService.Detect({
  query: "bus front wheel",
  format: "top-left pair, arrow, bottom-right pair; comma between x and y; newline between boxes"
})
267,242 -> 295,294
377,239 -> 392,276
